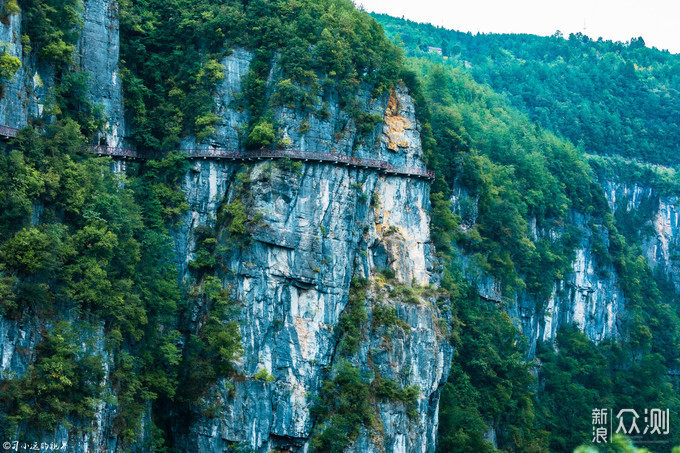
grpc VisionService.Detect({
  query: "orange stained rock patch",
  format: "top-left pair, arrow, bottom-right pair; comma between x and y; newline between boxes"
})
384,89 -> 413,151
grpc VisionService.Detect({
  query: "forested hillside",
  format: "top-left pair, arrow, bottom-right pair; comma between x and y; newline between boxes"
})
2,1 -> 680,452
375,13 -> 680,166
405,59 -> 680,452
374,13 -> 680,452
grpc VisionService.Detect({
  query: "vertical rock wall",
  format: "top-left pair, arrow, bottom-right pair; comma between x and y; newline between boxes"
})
0,0 -> 125,138
78,0 -> 127,146
0,1 -> 52,128
0,1 -> 126,451
172,74 -> 452,452
451,184 -> 625,358
603,180 -> 680,289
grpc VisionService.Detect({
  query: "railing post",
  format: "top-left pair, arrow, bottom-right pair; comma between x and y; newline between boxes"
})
80,144 -> 435,181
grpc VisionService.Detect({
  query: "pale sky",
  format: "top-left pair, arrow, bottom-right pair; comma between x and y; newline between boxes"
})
356,0 -> 680,54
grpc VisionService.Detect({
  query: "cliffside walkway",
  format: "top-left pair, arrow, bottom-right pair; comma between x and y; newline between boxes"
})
92,145 -> 436,181
0,124 -> 435,180
0,125 -> 19,139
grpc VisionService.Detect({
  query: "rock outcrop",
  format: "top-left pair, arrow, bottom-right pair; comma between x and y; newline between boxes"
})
0,4 -> 52,128
172,59 -> 452,451
78,0 -> 126,147
603,180 -> 680,289
450,184 -> 625,358
0,0 -> 124,143
1,6 -> 452,449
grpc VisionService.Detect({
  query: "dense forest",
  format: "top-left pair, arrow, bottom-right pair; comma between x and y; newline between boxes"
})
0,0 -> 410,449
374,13 -> 680,166
405,59 -> 680,452
1,0 -> 680,451
375,13 -> 680,453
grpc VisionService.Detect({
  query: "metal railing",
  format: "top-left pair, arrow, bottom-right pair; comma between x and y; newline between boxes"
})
92,146 -> 139,158
89,144 -> 436,181
0,125 -> 19,139
2,124 -> 434,180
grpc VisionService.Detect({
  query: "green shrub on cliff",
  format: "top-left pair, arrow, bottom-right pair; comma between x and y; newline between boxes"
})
310,360 -> 375,453
0,50 -> 20,81
247,120 -> 275,148
20,0 -> 82,65
119,0 -> 403,149
0,322 -> 105,435
1,0 -> 20,21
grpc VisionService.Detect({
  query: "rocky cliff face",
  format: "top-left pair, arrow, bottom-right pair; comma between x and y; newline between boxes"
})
0,2 -> 52,128
450,184 -> 625,358
0,315 -> 121,452
1,6 -> 451,452
603,180 -> 680,289
0,0 -> 125,145
172,53 -> 452,451
78,0 -> 127,147
0,1 -> 128,450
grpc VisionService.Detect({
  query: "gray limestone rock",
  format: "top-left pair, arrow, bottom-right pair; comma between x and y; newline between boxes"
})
451,184 -> 626,358
78,0 -> 126,147
0,9 -> 53,129
171,77 -> 452,452
603,180 -> 680,289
